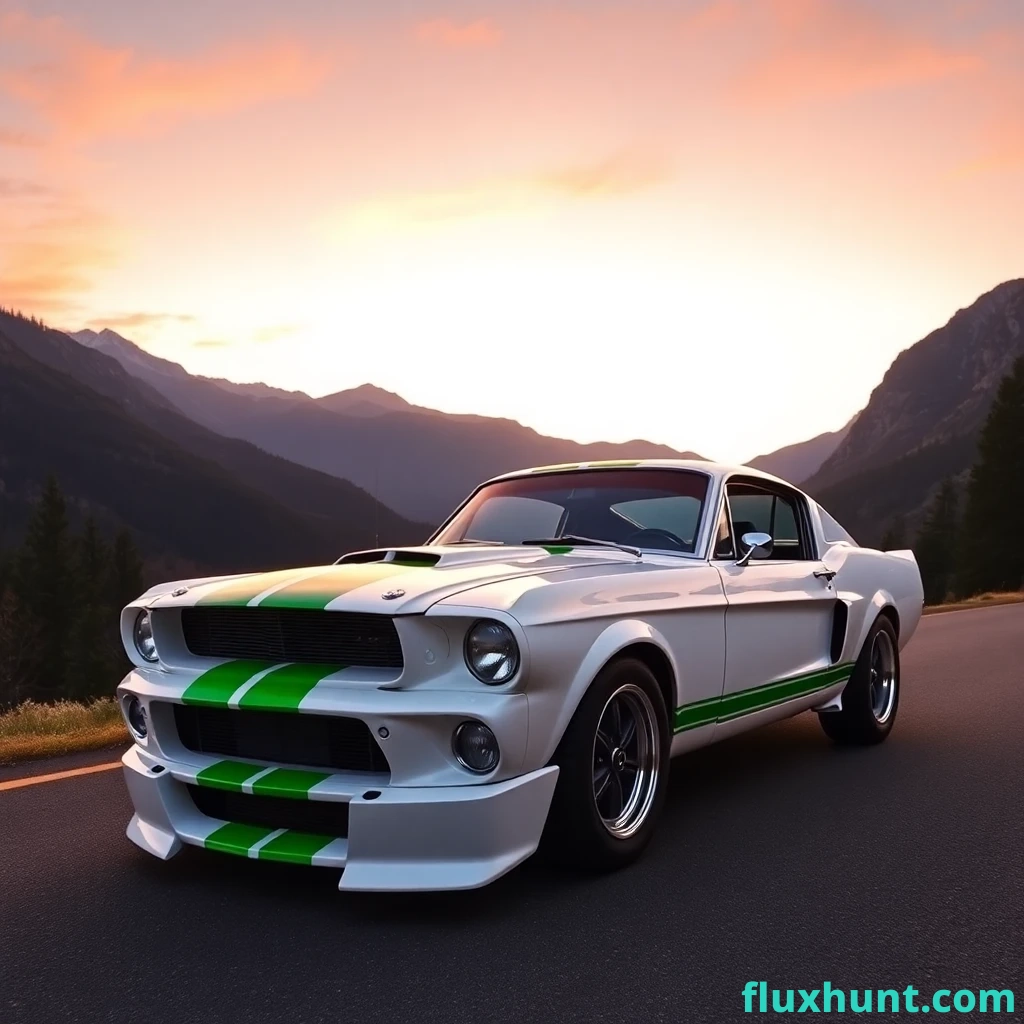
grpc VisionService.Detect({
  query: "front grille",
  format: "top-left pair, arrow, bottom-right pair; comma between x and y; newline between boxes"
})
188,785 -> 349,838
180,607 -> 403,670
173,705 -> 390,775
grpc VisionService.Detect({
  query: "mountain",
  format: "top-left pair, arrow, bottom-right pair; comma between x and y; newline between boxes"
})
746,414 -> 857,484
0,313 -> 424,573
69,328 -> 706,523
804,279 -> 1024,544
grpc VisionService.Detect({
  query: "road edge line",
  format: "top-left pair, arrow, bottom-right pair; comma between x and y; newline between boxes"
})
0,761 -> 122,792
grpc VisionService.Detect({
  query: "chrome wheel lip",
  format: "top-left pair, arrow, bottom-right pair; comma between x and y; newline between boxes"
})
592,683 -> 661,839
869,629 -> 897,723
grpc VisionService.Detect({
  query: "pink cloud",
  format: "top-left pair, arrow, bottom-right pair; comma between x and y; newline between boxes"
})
685,0 -> 982,103
415,18 -> 501,50
0,11 -> 332,143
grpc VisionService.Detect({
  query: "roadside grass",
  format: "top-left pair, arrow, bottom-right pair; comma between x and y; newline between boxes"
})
0,699 -> 127,765
923,591 -> 1024,615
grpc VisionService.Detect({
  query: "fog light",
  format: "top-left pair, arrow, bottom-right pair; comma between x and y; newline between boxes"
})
452,720 -> 499,774
125,696 -> 148,739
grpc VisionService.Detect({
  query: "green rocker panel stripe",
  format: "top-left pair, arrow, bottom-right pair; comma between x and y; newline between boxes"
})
181,661 -> 344,711
203,823 -> 335,865
673,663 -> 854,733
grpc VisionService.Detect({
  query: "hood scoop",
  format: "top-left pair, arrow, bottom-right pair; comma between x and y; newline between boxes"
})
336,544 -> 631,570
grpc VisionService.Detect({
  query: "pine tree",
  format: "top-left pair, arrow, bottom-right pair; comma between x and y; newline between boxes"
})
880,515 -> 907,551
0,588 -> 40,707
956,355 -> 1024,596
68,517 -> 118,699
12,476 -> 73,699
110,529 -> 144,612
914,480 -> 959,605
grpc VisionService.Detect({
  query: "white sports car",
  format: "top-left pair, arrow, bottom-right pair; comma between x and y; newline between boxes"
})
118,460 -> 923,891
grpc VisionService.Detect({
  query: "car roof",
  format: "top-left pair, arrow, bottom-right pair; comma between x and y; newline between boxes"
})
484,459 -> 801,493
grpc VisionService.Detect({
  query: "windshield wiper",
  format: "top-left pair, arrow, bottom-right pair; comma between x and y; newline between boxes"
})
447,538 -> 504,546
522,535 -> 642,558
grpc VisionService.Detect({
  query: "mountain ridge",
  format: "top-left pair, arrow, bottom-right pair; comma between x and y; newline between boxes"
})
69,327 -> 706,522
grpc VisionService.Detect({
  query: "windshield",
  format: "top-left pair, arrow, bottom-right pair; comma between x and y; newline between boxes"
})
433,469 -> 711,554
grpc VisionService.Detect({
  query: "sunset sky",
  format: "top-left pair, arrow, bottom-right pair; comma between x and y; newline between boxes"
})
1,0 -> 1022,463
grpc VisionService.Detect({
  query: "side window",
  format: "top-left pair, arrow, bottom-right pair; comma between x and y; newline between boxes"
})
726,482 -> 812,561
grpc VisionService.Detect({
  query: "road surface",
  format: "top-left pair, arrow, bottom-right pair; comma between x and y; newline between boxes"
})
3,605 -> 1022,1023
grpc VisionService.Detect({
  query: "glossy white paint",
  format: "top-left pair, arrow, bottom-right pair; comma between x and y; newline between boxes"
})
118,458 -> 924,891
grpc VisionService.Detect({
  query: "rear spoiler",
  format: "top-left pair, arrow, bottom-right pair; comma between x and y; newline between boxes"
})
885,548 -> 918,564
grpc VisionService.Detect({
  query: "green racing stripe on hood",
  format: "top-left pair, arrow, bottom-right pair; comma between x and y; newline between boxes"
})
182,660 -> 274,707
194,568 -> 320,607
236,663 -> 342,712
256,562 -> 423,610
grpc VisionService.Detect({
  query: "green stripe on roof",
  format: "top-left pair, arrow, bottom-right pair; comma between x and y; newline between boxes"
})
250,768 -> 331,800
257,830 -> 335,865
585,459 -> 642,467
195,760 -> 268,792
237,663 -> 341,712
673,663 -> 854,733
182,660 -> 273,707
257,563 -> 417,610
204,821 -> 275,856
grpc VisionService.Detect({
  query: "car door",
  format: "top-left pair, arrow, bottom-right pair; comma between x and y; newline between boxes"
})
710,477 -> 839,726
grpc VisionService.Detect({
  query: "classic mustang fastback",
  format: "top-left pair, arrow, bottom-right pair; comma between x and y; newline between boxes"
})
117,460 -> 923,891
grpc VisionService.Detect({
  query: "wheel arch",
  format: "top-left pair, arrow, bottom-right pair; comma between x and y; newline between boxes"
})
537,619 -> 679,768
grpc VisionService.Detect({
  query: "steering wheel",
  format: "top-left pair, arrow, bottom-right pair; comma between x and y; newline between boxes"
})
624,527 -> 689,551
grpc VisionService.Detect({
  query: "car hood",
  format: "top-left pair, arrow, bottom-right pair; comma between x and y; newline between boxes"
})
144,545 -> 643,615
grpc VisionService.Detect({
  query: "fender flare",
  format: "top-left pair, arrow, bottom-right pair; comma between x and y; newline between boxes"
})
539,618 -> 679,766
845,589 -> 898,661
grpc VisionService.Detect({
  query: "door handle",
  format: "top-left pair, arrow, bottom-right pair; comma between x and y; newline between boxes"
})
813,569 -> 837,585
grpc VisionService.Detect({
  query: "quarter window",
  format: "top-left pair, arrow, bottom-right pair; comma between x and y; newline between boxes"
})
724,482 -> 812,561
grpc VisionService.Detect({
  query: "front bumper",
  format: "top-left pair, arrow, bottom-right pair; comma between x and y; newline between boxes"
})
122,745 -> 559,891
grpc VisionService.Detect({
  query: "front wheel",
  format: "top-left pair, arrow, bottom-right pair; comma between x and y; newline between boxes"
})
818,615 -> 900,745
541,657 -> 670,871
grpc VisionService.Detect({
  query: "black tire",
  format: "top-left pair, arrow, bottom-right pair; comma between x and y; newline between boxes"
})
818,615 -> 900,745
541,656 -> 670,871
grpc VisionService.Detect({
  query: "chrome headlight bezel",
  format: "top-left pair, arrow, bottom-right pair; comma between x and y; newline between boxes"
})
133,609 -> 159,663
463,618 -> 520,685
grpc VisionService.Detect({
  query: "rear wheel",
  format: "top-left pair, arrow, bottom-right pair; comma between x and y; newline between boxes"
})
818,615 -> 900,745
542,657 -> 670,870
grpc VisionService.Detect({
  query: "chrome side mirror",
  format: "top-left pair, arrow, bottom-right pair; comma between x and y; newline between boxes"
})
736,531 -> 773,566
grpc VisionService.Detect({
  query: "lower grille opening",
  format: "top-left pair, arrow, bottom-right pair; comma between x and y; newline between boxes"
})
188,785 -> 349,838
172,704 -> 390,775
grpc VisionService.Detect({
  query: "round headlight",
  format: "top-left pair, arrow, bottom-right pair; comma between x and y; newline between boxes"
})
133,610 -> 158,662
452,721 -> 499,773
125,696 -> 148,739
464,619 -> 520,684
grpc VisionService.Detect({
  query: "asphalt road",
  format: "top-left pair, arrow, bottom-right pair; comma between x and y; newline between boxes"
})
3,605 -> 1022,1024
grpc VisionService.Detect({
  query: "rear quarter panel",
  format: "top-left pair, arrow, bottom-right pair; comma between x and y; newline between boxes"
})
823,543 -> 924,660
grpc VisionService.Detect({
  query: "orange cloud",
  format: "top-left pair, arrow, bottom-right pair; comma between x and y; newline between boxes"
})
415,18 -> 501,49
0,199 -> 121,316
686,0 -> 982,103
0,11 -> 332,143
0,177 -> 54,199
85,312 -> 196,330
0,126 -> 42,148
539,151 -> 674,197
